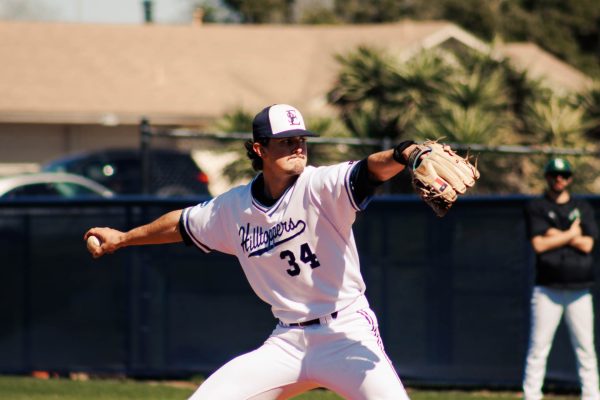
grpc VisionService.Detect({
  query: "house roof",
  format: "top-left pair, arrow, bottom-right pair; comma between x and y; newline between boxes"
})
0,20 -> 591,126
495,42 -> 593,94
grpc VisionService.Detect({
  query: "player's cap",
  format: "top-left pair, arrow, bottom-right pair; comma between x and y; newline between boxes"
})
252,104 -> 318,141
544,158 -> 573,175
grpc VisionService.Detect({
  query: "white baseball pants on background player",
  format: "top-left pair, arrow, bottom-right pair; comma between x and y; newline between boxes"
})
188,305 -> 409,400
523,286 -> 600,400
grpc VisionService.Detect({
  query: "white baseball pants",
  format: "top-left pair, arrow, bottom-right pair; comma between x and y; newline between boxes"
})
188,307 -> 409,400
523,286 -> 600,400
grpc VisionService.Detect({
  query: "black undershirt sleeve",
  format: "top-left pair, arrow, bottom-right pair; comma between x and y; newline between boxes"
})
178,211 -> 193,246
349,159 -> 384,208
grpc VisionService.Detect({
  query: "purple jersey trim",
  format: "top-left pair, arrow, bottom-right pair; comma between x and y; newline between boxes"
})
251,177 -> 295,217
182,207 -> 212,253
251,198 -> 269,213
358,309 -> 383,349
357,309 -> 403,383
344,161 -> 361,212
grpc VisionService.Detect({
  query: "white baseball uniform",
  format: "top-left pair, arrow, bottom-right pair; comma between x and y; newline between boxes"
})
181,161 -> 409,400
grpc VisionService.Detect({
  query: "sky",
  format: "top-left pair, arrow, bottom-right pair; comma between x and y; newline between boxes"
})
0,0 -> 198,24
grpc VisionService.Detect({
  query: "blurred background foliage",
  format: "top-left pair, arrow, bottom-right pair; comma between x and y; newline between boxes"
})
211,44 -> 599,195
189,0 -> 600,194
209,0 -> 600,78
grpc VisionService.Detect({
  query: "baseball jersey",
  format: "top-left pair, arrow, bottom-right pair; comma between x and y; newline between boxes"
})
526,195 -> 598,289
180,161 -> 369,323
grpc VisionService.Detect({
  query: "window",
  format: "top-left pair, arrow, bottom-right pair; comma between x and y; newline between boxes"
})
3,183 -> 62,198
2,182 -> 101,198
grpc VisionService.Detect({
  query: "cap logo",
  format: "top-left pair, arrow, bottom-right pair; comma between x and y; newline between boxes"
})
253,103 -> 316,139
286,110 -> 301,126
268,104 -> 306,135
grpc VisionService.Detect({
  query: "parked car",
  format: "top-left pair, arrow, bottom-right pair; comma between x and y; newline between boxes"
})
0,172 -> 114,199
43,148 -> 210,197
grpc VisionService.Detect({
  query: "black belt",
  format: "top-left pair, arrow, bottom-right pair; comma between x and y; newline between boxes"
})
282,311 -> 338,327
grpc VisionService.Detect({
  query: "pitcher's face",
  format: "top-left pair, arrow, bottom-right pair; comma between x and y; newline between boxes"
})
259,137 -> 308,177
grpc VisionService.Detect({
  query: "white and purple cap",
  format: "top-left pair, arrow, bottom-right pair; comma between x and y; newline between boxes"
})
252,104 -> 318,141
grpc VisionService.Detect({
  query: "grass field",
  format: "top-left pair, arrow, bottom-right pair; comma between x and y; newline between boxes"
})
0,375 -> 580,400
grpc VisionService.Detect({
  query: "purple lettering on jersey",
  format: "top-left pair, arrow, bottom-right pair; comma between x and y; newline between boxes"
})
239,218 -> 306,257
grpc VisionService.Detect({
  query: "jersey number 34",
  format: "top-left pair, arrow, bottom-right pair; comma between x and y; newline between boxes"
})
279,243 -> 320,277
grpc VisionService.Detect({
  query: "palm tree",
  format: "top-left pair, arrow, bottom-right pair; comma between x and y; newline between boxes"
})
194,107 -> 252,185
578,81 -> 600,139
411,66 -> 511,143
444,67 -> 507,112
327,46 -> 552,193
328,46 -> 405,140
329,47 -> 515,145
213,108 -> 254,134
520,95 -> 600,193
413,102 -> 507,144
523,96 -> 587,148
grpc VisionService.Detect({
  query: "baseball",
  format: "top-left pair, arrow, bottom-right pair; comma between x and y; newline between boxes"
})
86,235 -> 101,253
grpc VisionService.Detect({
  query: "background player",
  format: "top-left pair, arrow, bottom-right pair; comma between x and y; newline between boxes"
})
85,103 -> 469,399
523,158 -> 600,400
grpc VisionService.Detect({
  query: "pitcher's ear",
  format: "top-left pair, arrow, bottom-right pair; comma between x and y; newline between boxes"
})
253,142 -> 264,157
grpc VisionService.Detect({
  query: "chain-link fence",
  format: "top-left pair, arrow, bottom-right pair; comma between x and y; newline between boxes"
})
140,119 -> 600,197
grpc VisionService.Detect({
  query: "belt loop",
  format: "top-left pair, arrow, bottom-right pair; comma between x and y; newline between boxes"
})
321,311 -> 338,325
280,310 -> 339,328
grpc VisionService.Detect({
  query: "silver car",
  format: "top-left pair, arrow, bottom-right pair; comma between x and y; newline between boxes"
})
0,172 -> 114,199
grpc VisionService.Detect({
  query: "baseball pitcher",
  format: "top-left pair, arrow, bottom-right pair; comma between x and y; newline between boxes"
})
85,104 -> 479,399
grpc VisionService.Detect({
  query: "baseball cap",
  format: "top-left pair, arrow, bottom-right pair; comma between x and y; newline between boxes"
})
544,158 -> 573,175
252,104 -> 318,141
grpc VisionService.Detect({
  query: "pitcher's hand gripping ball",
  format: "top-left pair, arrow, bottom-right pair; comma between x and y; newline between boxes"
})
86,235 -> 102,258
408,140 -> 480,217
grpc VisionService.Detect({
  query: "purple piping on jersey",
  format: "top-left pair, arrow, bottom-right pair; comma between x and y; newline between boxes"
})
183,207 -> 212,253
357,310 -> 383,350
251,199 -> 268,213
344,161 -> 361,212
250,181 -> 294,217
249,175 -> 270,213
357,309 -> 403,384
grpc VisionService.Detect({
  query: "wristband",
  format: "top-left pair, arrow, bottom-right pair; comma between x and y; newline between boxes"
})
407,145 -> 432,170
392,140 -> 416,166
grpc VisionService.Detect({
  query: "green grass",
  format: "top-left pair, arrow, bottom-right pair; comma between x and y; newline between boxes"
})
0,376 -> 189,400
0,375 -> 579,400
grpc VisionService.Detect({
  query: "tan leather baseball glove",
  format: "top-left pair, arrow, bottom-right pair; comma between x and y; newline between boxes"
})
407,140 -> 480,217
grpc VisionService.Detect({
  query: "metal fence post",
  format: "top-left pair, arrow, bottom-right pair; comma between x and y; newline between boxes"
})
382,137 -> 392,194
140,118 -> 151,195
142,0 -> 153,24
